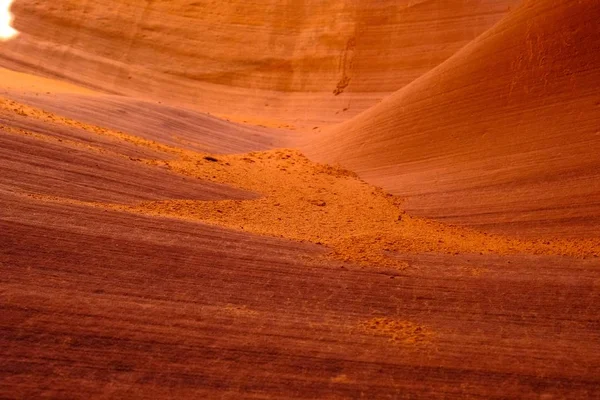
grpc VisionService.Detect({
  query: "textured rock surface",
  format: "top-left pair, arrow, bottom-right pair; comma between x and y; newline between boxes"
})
1,95 -> 599,399
305,0 -> 600,238
1,0 -> 600,398
1,0 -> 517,126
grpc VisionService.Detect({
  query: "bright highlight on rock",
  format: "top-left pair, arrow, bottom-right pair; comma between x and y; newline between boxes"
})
0,0 -> 18,40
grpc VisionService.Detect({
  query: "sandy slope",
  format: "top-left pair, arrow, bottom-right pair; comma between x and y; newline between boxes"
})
0,97 -> 255,203
305,0 -> 600,238
0,0 -> 518,127
5,96 -> 596,265
1,94 -> 599,399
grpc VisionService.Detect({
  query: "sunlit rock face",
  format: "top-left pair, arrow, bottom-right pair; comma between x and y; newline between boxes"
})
0,0 -> 518,125
0,0 -> 18,40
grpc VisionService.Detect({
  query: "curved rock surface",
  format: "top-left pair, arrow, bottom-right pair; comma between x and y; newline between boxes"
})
305,0 -> 600,237
1,0 -> 517,127
1,1 -> 600,398
1,91 -> 599,399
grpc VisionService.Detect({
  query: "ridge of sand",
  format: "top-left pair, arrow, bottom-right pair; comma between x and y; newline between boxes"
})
0,97 -> 179,154
0,95 -> 257,203
3,97 -> 598,270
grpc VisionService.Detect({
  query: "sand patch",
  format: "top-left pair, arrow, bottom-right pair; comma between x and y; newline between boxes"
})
115,149 -> 600,267
360,318 -> 434,345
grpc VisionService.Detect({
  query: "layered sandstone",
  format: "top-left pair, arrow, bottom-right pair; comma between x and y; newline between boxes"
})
1,0 -> 517,127
305,0 -> 600,237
